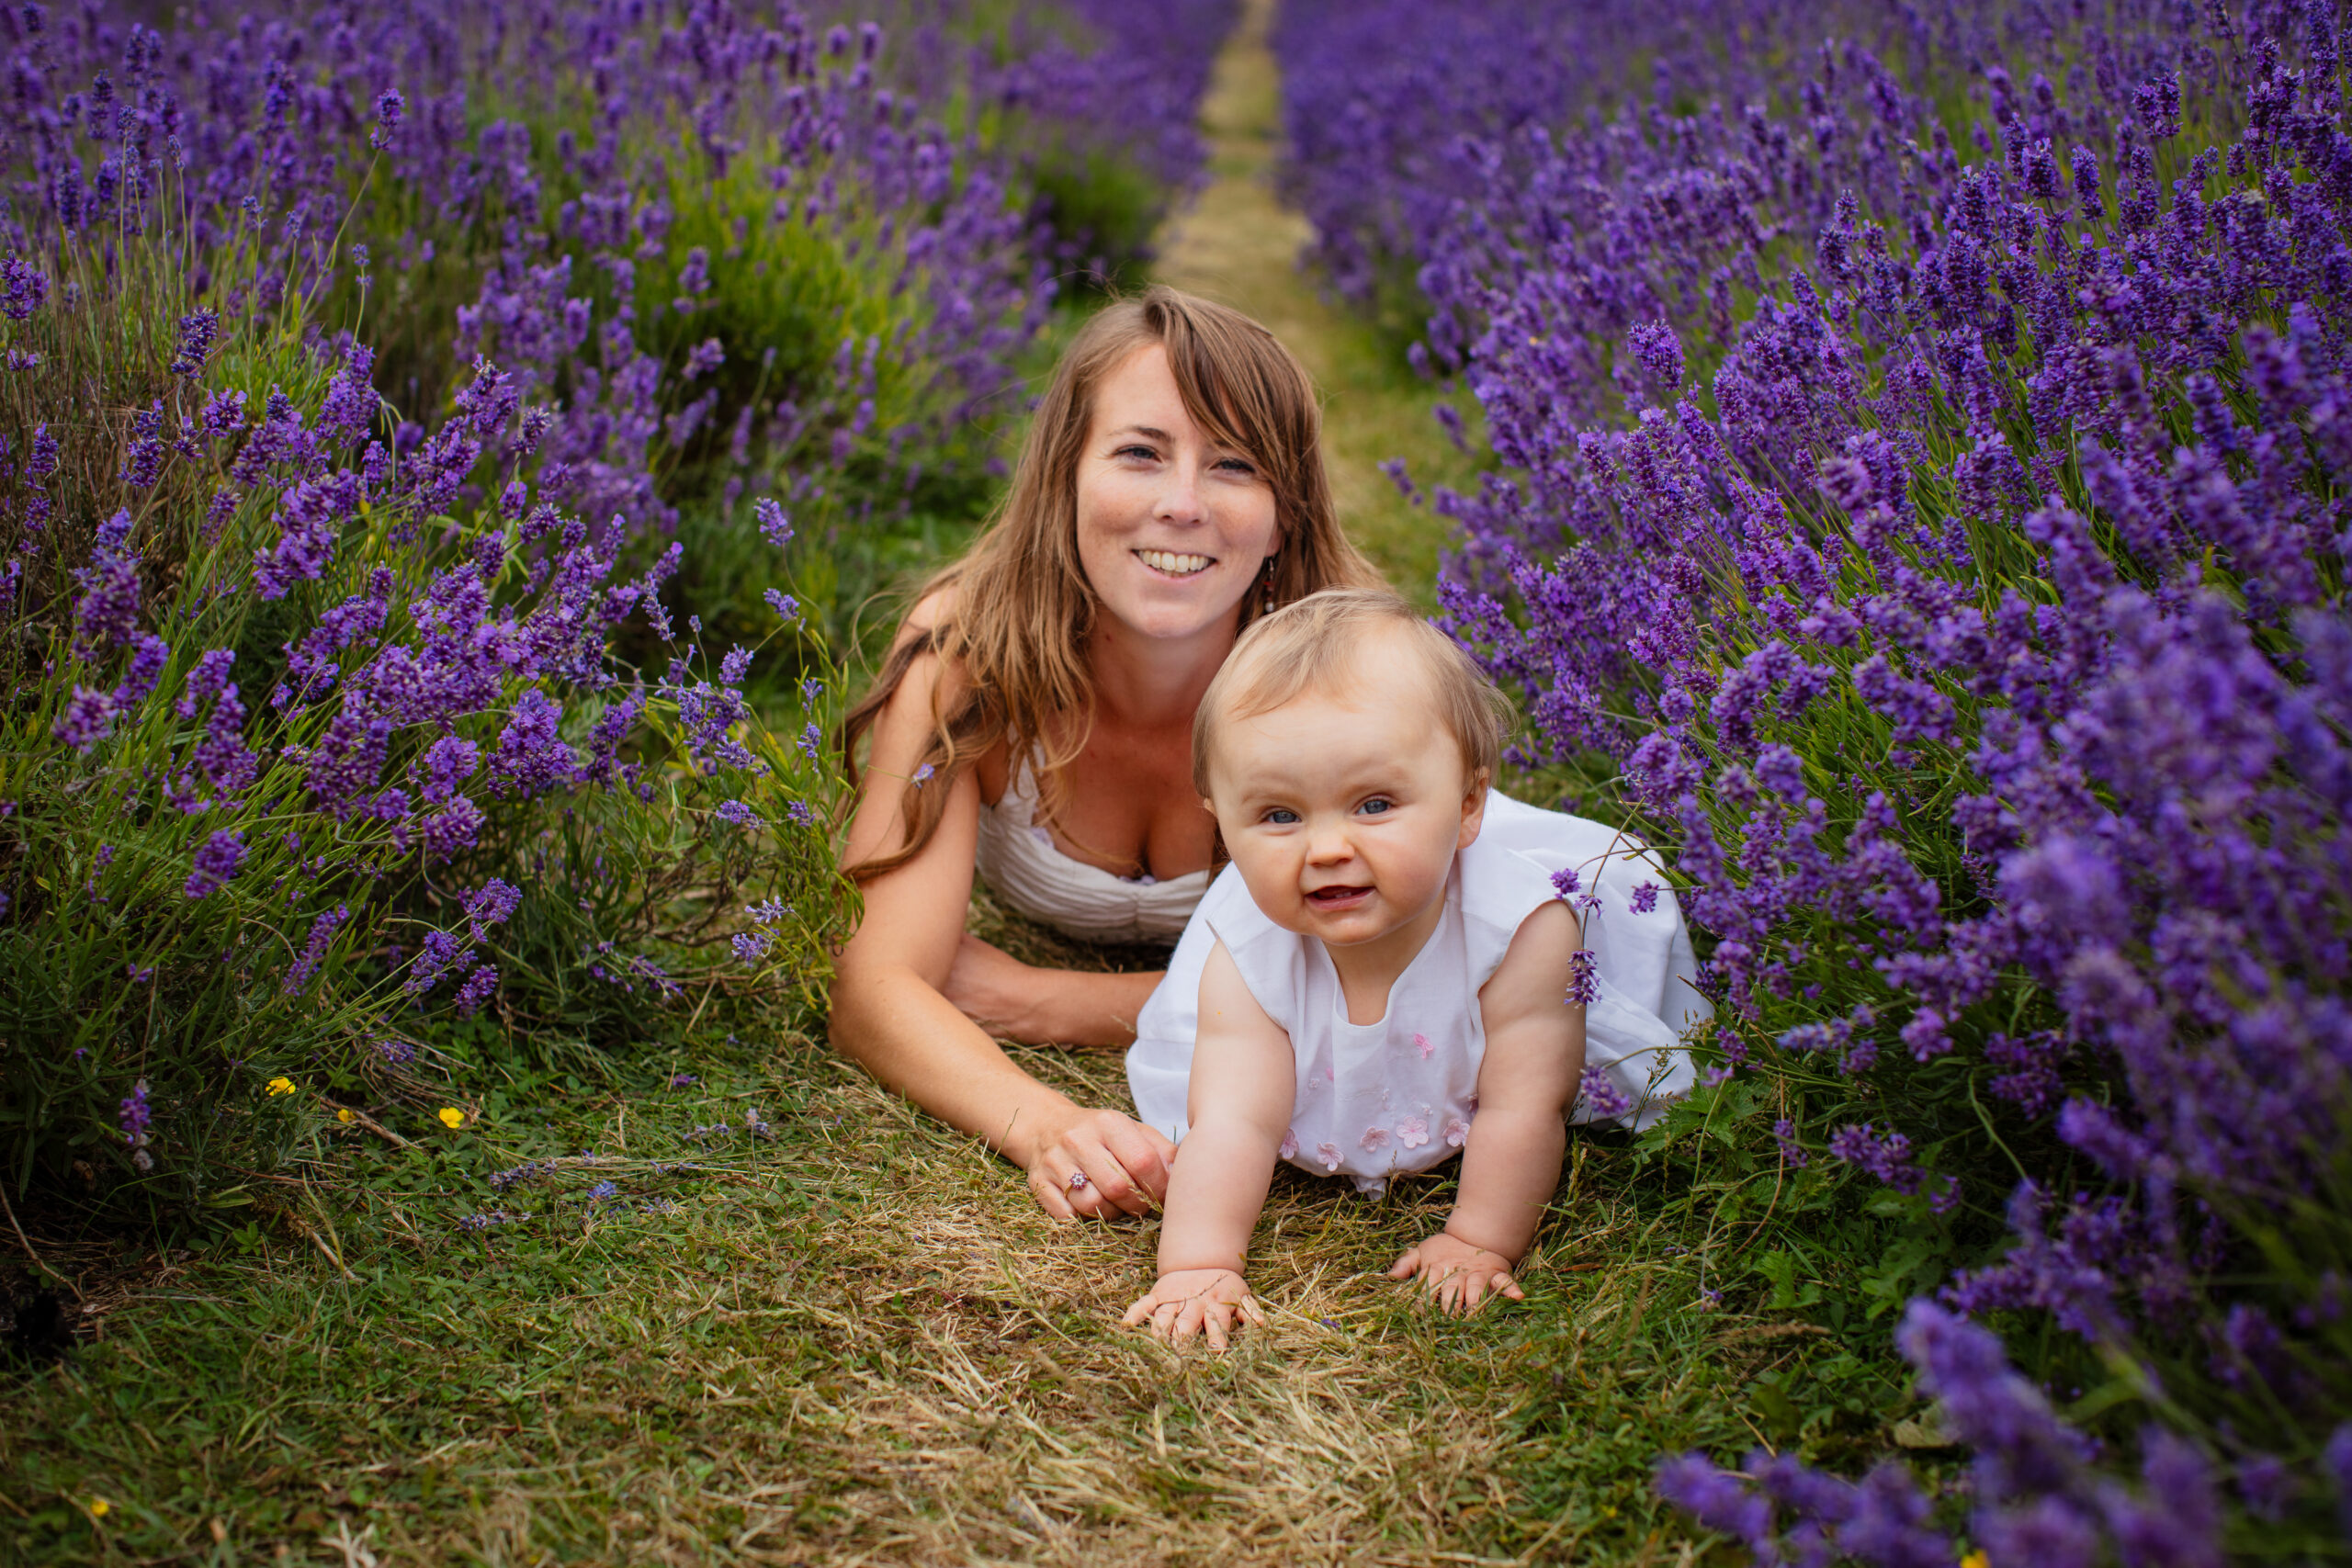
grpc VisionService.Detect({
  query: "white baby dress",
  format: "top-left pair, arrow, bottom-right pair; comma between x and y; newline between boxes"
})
1125,791 -> 1710,1195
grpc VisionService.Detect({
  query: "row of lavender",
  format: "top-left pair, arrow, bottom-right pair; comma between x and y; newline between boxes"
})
1279,0 -> 2347,1558
0,0 -> 1231,1227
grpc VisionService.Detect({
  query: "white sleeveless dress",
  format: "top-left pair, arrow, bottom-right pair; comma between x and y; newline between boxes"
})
1125,791 -> 1708,1196
973,760 -> 1210,946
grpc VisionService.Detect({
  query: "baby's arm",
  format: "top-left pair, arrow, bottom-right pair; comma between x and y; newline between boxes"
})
1391,899 -> 1586,1314
1120,939 -> 1295,1348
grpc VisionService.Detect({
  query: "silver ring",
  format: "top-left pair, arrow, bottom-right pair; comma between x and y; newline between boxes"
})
1067,1171 -> 1090,1192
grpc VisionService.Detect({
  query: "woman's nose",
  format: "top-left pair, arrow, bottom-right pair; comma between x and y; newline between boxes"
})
1152,457 -> 1205,525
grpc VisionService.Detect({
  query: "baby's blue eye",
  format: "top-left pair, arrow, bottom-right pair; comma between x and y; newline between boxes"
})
1266,807 -> 1299,825
1359,797 -> 1394,816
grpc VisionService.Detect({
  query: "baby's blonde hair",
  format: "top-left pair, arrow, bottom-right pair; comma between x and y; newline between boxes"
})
1193,589 -> 1510,796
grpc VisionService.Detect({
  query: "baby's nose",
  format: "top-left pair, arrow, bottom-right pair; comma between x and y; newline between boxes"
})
1305,825 -> 1355,863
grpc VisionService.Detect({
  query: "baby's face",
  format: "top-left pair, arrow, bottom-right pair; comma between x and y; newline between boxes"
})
1204,660 -> 1483,956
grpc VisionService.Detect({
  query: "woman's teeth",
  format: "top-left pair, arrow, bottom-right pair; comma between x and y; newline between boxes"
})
1136,548 -> 1213,576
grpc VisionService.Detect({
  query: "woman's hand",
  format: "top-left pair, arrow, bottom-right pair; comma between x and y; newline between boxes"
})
1023,1103 -> 1175,1220
1121,1268 -> 1262,1349
1389,1230 -> 1526,1316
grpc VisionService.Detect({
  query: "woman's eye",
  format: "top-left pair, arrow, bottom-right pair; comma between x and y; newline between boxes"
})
1115,445 -> 1159,461
1215,456 -> 1258,475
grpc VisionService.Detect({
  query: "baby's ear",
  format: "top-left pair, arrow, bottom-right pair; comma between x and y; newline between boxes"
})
1458,770 -> 1491,850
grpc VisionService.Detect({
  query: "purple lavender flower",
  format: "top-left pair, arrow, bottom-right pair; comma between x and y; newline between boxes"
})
453,964 -> 499,1017
2325,1426 -> 2352,1542
460,878 -> 522,940
1770,1118 -> 1809,1168
119,1079 -> 150,1142
69,511 -> 141,659
169,307 -> 219,377
183,829 -> 246,900
1566,948 -> 1598,1006
404,929 -> 470,995
1582,1070 -> 1631,1119
755,500 -> 793,551
1826,1122 -> 1927,1195
53,684 -> 120,753
1,256 -> 49,320
1655,1455 -> 1776,1559
369,88 -> 404,148
283,904 -> 351,995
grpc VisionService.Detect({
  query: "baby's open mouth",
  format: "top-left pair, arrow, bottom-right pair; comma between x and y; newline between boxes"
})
1135,548 -> 1214,577
1306,885 -> 1372,908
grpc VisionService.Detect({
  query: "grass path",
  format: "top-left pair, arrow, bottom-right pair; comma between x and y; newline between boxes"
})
1151,0 -> 1483,601
0,13 -> 1855,1565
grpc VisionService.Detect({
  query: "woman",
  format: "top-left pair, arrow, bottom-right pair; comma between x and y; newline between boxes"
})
831,286 -> 1384,1220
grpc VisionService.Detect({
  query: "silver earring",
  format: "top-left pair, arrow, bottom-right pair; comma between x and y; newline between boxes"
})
1261,555 -> 1277,617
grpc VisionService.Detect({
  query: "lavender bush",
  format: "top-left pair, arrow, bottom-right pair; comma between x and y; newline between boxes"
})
0,0 -> 1228,1231
0,224 -> 845,1222
1280,0 -> 2352,1554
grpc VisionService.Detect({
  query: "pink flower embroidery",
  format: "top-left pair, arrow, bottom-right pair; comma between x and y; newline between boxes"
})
1465,1094 -> 1480,1114
1396,1114 -> 1430,1150
1443,1116 -> 1471,1147
1360,1125 -> 1390,1153
1412,1032 -> 1434,1060
1279,1128 -> 1300,1160
1316,1142 -> 1341,1171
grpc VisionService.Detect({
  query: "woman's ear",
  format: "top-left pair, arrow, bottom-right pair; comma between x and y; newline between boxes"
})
1457,769 -> 1490,850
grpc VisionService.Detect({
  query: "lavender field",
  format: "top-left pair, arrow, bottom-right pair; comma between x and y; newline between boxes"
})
4,0 -> 2348,1561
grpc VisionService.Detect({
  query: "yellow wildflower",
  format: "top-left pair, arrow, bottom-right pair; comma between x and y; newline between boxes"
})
437,1107 -> 466,1130
335,1108 -> 356,1125
1960,1553 -> 1988,1568
265,1077 -> 295,1097
88,1499 -> 109,1518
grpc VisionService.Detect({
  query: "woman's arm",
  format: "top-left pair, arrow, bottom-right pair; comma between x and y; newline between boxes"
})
828,646 -> 1172,1219
942,933 -> 1162,1048
1121,939 -> 1294,1348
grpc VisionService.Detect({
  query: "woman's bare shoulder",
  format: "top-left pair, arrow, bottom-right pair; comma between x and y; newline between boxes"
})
903,584 -> 956,638
881,589 -> 969,711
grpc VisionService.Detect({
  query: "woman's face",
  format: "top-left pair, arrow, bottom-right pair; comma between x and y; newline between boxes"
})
1073,344 -> 1280,646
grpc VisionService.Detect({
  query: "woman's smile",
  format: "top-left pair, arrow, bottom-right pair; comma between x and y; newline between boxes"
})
1135,547 -> 1216,578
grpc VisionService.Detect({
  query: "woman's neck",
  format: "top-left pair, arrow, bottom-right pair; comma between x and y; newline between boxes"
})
1085,612 -> 1240,732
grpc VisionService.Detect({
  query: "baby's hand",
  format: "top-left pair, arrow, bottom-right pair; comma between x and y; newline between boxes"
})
1389,1231 -> 1526,1317
1120,1268 -> 1264,1350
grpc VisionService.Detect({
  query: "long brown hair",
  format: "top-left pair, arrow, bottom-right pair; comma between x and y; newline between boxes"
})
841,285 -> 1383,882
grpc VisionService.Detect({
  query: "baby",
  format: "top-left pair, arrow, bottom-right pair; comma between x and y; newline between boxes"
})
1121,589 -> 1707,1347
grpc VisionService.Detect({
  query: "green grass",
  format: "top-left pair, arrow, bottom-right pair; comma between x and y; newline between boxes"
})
0,976 -> 1920,1564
